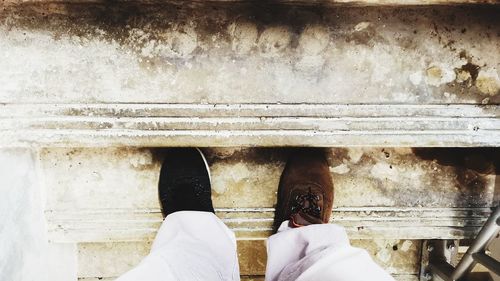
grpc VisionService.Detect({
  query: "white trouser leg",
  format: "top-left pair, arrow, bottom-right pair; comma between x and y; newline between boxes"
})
117,211 -> 240,281
265,221 -> 395,281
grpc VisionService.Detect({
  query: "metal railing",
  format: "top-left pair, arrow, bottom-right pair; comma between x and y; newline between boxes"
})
426,207 -> 500,281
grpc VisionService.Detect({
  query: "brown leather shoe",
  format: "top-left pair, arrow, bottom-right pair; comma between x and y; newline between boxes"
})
273,148 -> 334,232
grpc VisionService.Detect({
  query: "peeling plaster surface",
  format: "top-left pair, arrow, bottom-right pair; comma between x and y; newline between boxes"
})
0,4 -> 498,104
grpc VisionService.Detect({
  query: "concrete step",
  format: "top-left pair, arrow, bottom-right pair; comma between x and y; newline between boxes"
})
34,146 -> 497,279
41,147 -> 497,243
2,144 -> 497,281
2,103 -> 499,147
23,146 -> 494,279
46,206 -> 491,242
75,240 -> 421,281
4,144 -> 497,280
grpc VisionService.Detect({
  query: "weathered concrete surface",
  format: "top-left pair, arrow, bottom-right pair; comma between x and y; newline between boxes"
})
208,147 -> 498,208
78,242 -> 151,278
5,146 -> 495,279
76,239 -> 420,280
328,147 -> 498,207
40,147 -> 498,242
0,4 -> 498,104
42,148 -> 160,211
40,147 -> 498,210
1,103 -> 498,147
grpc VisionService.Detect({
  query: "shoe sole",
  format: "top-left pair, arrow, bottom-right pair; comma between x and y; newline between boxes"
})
195,147 -> 211,183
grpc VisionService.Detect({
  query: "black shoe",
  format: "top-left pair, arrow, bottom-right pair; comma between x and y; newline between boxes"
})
159,148 -> 215,217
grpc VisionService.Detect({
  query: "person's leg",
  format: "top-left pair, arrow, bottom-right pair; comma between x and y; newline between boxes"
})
266,221 -> 394,281
117,148 -> 240,281
265,148 -> 394,281
118,211 -> 239,281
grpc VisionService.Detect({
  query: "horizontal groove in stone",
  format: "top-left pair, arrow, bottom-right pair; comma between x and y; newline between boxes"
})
2,117 -> 500,131
1,103 -> 498,117
46,207 -> 492,242
3,131 -> 499,147
2,104 -> 498,147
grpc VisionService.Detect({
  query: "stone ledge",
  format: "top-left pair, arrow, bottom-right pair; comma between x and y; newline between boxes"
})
46,207 -> 492,242
1,104 -> 499,147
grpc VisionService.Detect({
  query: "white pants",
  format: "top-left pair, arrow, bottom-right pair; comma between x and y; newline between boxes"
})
117,211 -> 394,281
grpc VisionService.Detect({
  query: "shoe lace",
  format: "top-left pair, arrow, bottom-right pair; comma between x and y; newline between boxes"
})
290,188 -> 321,218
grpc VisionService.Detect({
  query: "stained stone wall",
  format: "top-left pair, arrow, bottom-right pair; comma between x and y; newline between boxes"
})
40,147 -> 498,214
0,3 -> 498,104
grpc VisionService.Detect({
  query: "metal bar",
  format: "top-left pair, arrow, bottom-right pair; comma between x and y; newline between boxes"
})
472,252 -> 500,277
450,207 -> 500,280
426,240 -> 459,281
430,260 -> 455,281
420,240 -> 431,281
